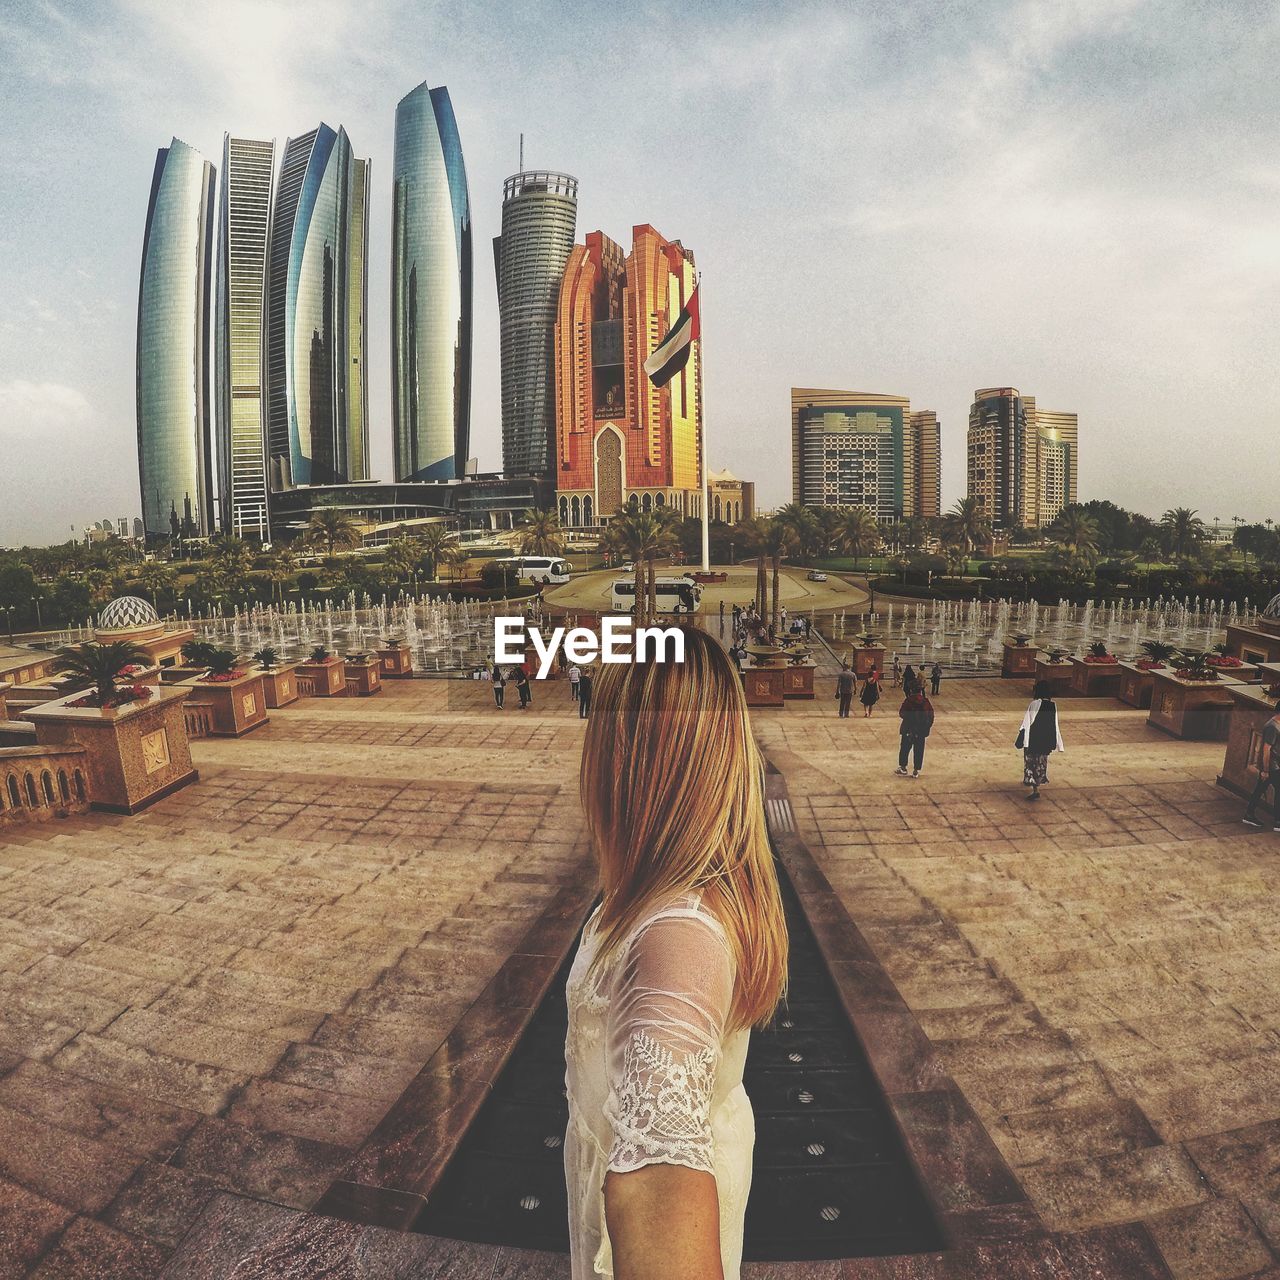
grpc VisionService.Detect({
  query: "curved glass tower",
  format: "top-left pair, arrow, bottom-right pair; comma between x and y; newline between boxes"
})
136,137 -> 215,539
265,124 -> 370,489
392,83 -> 472,482
494,170 -> 578,477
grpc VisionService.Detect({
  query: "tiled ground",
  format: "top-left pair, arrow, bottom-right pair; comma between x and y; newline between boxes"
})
756,676 -> 1280,1280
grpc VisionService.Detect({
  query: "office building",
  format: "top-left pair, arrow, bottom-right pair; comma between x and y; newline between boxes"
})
136,138 -> 215,539
910,409 -> 941,519
554,224 -> 703,528
392,83 -> 473,482
493,168 -> 578,477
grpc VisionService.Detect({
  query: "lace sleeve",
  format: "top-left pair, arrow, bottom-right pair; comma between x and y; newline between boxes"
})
603,911 -> 734,1175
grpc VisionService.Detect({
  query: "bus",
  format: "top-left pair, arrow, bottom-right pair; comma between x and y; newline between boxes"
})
494,555 -> 572,585
611,576 -> 703,615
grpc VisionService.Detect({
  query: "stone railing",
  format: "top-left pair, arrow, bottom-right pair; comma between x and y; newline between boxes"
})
295,673 -> 317,696
182,702 -> 215,740
0,745 -> 91,824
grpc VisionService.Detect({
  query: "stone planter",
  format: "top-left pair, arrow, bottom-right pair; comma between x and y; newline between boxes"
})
1069,657 -> 1122,697
160,664 -> 210,685
343,659 -> 382,697
744,662 -> 785,707
0,681 -> 8,722
782,663 -> 816,700
1116,662 -> 1163,709
256,664 -> 300,708
296,657 -> 346,697
377,645 -> 413,678
1148,670 -> 1236,741
183,671 -> 269,736
852,645 -> 886,680
1001,641 -> 1038,678
1225,622 -> 1280,666
1206,660 -> 1258,684
22,685 -> 197,813
1217,684 -> 1280,809
1033,657 -> 1074,692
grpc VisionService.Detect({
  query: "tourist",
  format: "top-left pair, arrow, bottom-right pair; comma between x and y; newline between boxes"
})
903,663 -> 917,695
719,599 -> 725,628
1242,705 -> 1280,828
515,665 -> 532,710
892,654 -> 902,687
836,662 -> 856,718
1016,680 -> 1064,800
578,666 -> 593,719
861,667 -> 881,717
568,627 -> 787,1280
895,684 -> 935,777
491,663 -> 506,710
930,662 -> 942,696
569,663 -> 582,702
780,606 -> 788,630
729,642 -> 744,675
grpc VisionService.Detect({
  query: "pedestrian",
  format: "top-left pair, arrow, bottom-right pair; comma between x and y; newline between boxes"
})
1243,705 -> 1280,827
730,643 -> 744,675
930,662 -> 942,696
492,662 -> 506,710
903,663 -> 917,695
515,665 -> 532,710
719,599 -> 726,626
780,606 -> 788,630
892,655 -> 902,687
895,684 -> 935,778
568,663 -> 582,702
860,667 -> 881,717
1016,680 -> 1064,800
836,662 -> 856,718
577,667 -> 593,719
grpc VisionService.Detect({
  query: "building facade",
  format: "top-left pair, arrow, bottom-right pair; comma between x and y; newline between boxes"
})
136,138 -> 216,539
215,135 -> 274,537
790,388 -> 922,523
554,225 -> 703,529
707,468 -> 753,524
493,169 -> 578,477
910,409 -> 941,519
966,388 -> 1077,530
392,83 -> 473,482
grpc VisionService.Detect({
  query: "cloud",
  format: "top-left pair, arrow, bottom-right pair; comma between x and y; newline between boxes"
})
0,379 -> 92,433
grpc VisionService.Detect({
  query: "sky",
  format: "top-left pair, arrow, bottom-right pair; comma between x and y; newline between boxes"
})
1,0 -> 1278,548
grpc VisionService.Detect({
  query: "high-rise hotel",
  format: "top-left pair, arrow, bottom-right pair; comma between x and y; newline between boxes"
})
553,225 -> 703,528
790,389 -> 940,522
966,387 -> 1077,530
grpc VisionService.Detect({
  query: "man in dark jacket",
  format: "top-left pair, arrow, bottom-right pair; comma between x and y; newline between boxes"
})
895,688 -> 935,777
836,663 -> 856,718
578,668 -> 593,719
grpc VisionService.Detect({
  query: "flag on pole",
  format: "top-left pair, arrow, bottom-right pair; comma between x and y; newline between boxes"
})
643,286 -> 700,388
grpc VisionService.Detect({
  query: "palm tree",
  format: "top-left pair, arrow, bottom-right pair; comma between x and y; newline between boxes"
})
737,516 -> 772,615
610,509 -> 678,623
306,508 -> 362,557
383,535 -> 422,586
136,561 -> 175,611
55,640 -> 149,703
417,523 -> 458,581
1049,508 -> 1100,567
84,568 -> 113,605
516,508 -> 566,556
837,506 -> 882,570
946,496 -> 991,557
774,503 -> 823,559
1160,507 -> 1205,562
900,515 -> 928,553
265,545 -> 298,603
756,518 -> 795,630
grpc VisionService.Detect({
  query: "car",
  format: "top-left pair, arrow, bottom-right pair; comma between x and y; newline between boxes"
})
620,562 -> 635,572
806,570 -> 828,582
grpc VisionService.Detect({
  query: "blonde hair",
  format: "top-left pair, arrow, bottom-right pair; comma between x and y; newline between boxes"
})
580,627 -> 788,1029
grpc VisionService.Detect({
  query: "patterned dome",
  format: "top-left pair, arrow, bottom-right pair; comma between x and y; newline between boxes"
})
98,596 -> 160,630
1264,592 -> 1280,619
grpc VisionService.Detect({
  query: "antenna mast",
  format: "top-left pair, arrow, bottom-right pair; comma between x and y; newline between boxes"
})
519,133 -> 524,172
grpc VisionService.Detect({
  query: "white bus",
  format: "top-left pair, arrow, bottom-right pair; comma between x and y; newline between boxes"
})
495,555 -> 572,585
611,576 -> 703,615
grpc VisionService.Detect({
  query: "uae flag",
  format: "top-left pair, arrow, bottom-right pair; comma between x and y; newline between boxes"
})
643,286 -> 700,388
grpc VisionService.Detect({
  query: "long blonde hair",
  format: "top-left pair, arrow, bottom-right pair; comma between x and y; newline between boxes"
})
580,627 -> 787,1029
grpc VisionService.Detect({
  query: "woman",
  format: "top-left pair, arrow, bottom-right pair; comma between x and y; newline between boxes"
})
1017,680 -> 1065,800
491,662 -> 506,710
860,666 -> 881,717
567,628 -> 788,1280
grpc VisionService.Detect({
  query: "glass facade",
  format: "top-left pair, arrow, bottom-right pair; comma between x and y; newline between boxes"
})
796,403 -> 907,520
216,135 -> 274,537
136,138 -> 215,538
265,124 -> 369,490
392,83 -> 473,482
493,170 -> 578,477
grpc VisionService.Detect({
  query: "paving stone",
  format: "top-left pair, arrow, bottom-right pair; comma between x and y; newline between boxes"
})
101,1162 -> 218,1249
1144,1197 -> 1275,1280
0,1175 -> 74,1277
27,1214 -> 165,1279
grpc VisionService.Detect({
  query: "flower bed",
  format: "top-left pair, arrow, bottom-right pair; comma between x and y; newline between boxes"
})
1207,655 -> 1244,669
1082,653 -> 1117,664
67,685 -> 154,710
1134,660 -> 1165,671
199,670 -> 246,684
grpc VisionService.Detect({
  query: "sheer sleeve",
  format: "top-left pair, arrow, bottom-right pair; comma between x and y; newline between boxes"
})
603,910 -> 735,1176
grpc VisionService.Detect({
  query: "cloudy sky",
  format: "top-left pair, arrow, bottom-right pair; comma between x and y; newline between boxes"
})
1,0 -> 1278,547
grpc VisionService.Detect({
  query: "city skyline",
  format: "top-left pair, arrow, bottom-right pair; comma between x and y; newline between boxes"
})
2,0 -> 1278,546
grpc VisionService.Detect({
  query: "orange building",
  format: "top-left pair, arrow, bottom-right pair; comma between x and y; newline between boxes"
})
553,224 -> 703,528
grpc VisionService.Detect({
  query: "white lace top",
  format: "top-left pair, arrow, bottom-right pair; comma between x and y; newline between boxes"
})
564,893 -> 753,1279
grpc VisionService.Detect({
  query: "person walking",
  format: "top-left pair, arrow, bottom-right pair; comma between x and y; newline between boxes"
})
860,667 -> 881,717
836,663 -> 856,718
1243,705 -> 1280,827
577,666 -> 593,719
894,684 -> 935,777
930,662 -> 942,696
719,599 -> 726,629
515,665 -> 532,710
892,655 -> 902,687
903,663 -> 917,695
1016,680 -> 1064,800
569,663 -> 582,703
492,663 -> 506,710
730,643 -> 744,676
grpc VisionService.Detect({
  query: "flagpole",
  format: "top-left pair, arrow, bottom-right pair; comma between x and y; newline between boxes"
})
697,270 -> 709,573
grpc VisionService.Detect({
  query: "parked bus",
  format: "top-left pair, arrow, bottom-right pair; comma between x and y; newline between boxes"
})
611,576 -> 703,615
494,555 -> 572,585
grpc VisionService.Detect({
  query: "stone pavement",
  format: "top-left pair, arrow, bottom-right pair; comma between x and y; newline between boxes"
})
0,678 -> 590,1277
756,676 -> 1280,1280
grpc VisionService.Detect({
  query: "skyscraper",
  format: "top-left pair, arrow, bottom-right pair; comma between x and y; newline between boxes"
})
494,168 -> 578,476
136,137 -> 215,539
966,388 -> 1077,530
910,409 -> 941,519
216,135 -> 274,537
264,123 -> 370,490
554,225 -> 703,528
392,83 -> 473,482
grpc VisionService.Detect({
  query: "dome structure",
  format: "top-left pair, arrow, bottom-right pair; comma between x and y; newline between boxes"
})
97,596 -> 160,631
1263,592 -> 1280,619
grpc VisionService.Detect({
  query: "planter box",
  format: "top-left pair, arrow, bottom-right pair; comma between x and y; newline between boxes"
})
1148,670 -> 1236,741
1206,660 -> 1258,683
1225,623 -> 1280,665
256,665 -> 300,708
852,645 -> 886,680
1033,658 -> 1074,692
744,663 -> 785,707
296,658 -> 346,697
1116,662 -> 1164,709
377,645 -> 413,678
22,685 -> 197,813
782,663 -> 816,700
344,660 -> 382,697
1002,642 -> 1039,678
182,671 -> 269,736
160,664 -> 210,685
1217,684 -> 1280,809
1069,657 -> 1122,697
